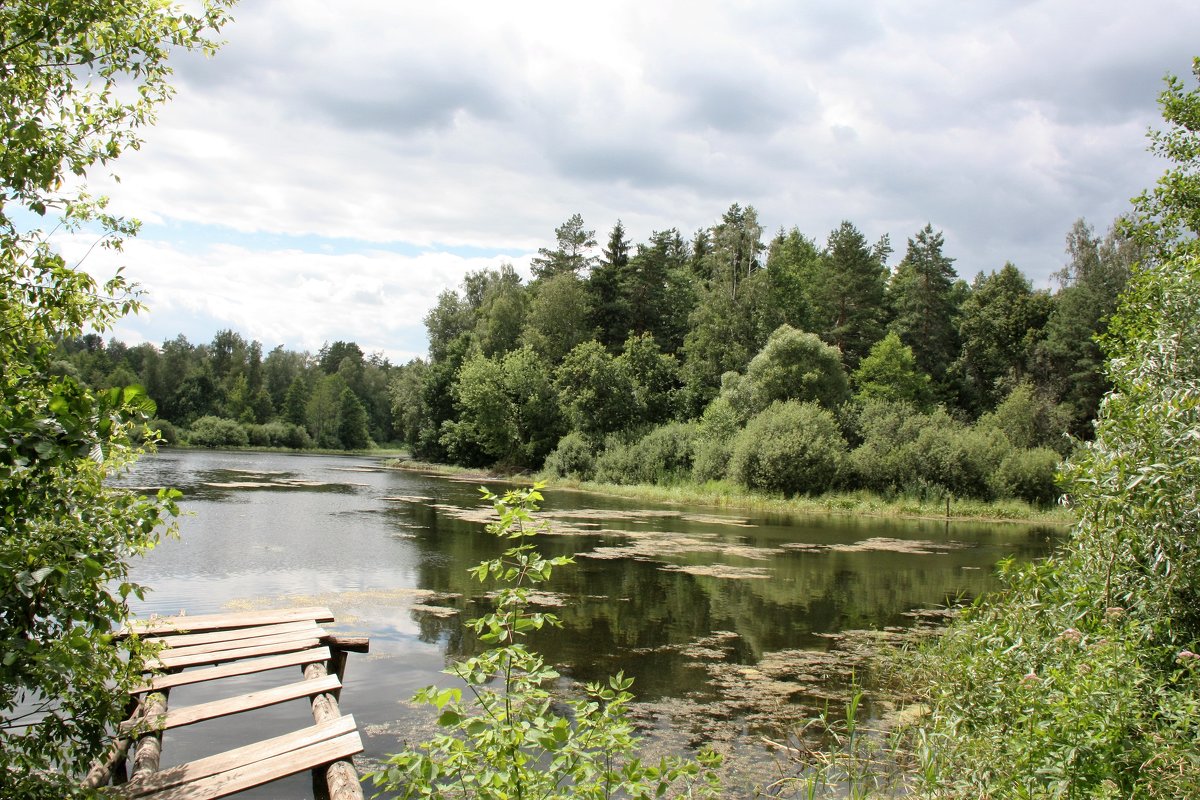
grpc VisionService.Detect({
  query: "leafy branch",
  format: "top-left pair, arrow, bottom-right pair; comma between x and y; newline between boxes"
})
369,482 -> 722,800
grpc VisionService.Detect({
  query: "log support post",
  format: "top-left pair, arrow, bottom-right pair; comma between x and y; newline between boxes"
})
127,691 -> 169,789
303,657 -> 364,800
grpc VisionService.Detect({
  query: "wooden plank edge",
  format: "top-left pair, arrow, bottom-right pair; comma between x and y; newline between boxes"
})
128,731 -> 363,800
156,627 -> 326,659
133,646 -> 332,693
123,674 -> 342,733
323,634 -> 370,653
120,606 -> 335,638
146,638 -> 323,671
122,715 -> 357,797
144,620 -> 323,648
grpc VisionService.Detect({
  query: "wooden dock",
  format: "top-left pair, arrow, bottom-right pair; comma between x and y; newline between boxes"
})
84,606 -> 370,800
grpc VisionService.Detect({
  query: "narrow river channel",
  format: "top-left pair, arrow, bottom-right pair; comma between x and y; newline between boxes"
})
119,449 -> 1059,797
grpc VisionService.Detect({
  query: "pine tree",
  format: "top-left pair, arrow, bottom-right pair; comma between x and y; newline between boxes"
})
812,221 -> 891,370
588,220 -> 632,349
888,224 -> 960,380
530,213 -> 597,280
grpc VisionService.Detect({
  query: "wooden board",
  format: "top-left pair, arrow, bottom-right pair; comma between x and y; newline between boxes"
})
145,620 -> 323,648
133,647 -> 332,693
123,607 -> 335,637
124,674 -> 341,733
147,637 -> 323,671
130,731 -> 363,800
123,715 -> 357,797
155,627 -> 325,660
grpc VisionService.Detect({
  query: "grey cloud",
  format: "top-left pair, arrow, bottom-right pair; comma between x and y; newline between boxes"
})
307,73 -> 507,134
672,72 -> 797,134
549,141 -> 694,188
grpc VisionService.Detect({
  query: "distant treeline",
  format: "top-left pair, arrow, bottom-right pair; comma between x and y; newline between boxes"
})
58,206 -> 1135,505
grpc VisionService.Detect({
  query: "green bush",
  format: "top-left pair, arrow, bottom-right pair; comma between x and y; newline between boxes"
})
186,415 -> 249,448
697,393 -> 742,442
990,447 -> 1061,505
846,400 -> 930,495
728,401 -> 847,496
691,438 -> 732,483
543,431 -> 596,480
593,436 -> 637,484
595,423 -> 699,485
245,420 -> 312,449
977,381 -> 1074,455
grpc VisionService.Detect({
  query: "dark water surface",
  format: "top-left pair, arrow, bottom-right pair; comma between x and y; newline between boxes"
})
119,449 -> 1059,797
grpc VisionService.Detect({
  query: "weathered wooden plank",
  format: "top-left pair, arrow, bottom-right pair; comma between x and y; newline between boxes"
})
121,715 -> 357,797
146,620 -> 322,648
322,634 -> 370,653
133,646 -> 332,693
122,606 -> 335,637
131,731 -> 363,800
156,627 -> 325,660
123,674 -> 341,733
147,637 -> 322,671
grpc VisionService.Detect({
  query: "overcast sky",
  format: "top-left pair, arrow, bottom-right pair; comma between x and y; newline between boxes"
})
64,0 -> 1200,363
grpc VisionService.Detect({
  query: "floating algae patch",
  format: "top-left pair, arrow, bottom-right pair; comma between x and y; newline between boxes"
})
661,564 -> 772,580
430,503 -> 495,524
826,537 -> 966,554
431,502 -> 603,537
201,477 -> 359,491
678,513 -> 756,528
544,508 -> 681,522
224,587 -> 462,626
483,590 -> 567,607
678,630 -> 740,661
409,604 -> 460,618
779,537 -> 965,555
578,527 -> 782,567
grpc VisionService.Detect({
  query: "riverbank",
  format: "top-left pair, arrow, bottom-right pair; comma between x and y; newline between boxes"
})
381,457 -> 1074,527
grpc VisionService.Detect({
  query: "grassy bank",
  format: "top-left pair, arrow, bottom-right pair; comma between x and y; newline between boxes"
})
163,443 -> 412,458
382,457 -> 1073,526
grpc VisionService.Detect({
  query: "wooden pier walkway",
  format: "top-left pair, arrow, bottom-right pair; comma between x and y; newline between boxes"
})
84,606 -> 370,800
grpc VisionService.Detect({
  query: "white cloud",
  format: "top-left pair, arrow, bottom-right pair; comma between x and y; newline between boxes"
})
67,0 -> 1200,351
59,233 -> 533,363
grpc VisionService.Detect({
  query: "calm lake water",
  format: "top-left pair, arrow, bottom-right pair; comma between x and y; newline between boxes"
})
118,449 -> 1060,797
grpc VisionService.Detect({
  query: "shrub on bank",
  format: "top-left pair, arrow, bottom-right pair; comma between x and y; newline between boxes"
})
186,415 -> 249,448
990,447 -> 1061,506
594,422 -> 699,485
728,401 -> 847,496
543,431 -> 597,480
246,420 -> 312,449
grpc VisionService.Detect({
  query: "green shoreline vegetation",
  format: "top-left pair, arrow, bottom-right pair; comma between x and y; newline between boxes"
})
383,456 -> 1074,526
4,0 -> 1199,794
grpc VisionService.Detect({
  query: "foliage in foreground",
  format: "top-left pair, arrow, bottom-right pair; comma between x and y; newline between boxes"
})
0,1 -> 230,795
910,59 -> 1200,799
368,484 -> 722,799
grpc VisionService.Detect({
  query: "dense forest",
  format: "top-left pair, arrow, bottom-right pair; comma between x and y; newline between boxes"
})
61,210 -> 1136,506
